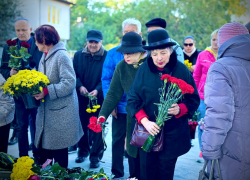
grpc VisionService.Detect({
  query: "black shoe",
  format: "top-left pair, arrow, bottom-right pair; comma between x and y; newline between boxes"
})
90,161 -> 100,168
29,143 -> 33,151
75,156 -> 86,163
68,145 -> 77,153
8,136 -> 18,145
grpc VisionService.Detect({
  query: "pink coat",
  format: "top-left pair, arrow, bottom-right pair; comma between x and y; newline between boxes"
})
193,49 -> 216,100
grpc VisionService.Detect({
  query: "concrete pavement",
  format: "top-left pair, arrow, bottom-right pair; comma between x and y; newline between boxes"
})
7,116 -> 204,179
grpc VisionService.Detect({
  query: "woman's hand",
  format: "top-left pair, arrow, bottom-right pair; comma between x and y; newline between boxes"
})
141,117 -> 160,136
34,91 -> 45,100
168,103 -> 180,115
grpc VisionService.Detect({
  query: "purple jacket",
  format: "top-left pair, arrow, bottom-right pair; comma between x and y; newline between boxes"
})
202,34 -> 250,180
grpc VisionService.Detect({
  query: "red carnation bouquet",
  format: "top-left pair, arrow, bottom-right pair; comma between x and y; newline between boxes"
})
6,39 -> 31,68
88,116 -> 106,133
142,74 -> 195,152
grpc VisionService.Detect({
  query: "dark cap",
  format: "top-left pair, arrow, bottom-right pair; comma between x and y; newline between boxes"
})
87,30 -> 103,42
145,18 -> 167,29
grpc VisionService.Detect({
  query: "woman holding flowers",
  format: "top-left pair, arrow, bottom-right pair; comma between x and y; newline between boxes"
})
97,32 -> 147,179
126,29 -> 200,180
33,25 -> 83,168
193,29 -> 218,160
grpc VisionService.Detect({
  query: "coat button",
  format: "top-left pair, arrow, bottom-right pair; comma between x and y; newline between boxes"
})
159,72 -> 162,77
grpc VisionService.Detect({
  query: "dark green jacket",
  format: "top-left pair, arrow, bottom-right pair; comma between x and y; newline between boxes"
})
99,57 -> 146,158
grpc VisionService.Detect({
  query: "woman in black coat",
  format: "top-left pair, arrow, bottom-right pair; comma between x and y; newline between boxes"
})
126,29 -> 200,180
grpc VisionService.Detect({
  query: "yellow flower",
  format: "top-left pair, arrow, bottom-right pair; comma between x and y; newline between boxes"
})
41,99 -> 44,102
95,105 -> 101,109
86,108 -> 92,113
91,109 -> 97,113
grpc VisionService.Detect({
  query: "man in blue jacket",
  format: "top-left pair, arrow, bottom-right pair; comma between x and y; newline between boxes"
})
101,18 -> 142,178
146,18 -> 184,63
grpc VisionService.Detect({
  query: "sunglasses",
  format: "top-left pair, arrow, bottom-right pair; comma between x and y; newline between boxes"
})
184,43 -> 193,47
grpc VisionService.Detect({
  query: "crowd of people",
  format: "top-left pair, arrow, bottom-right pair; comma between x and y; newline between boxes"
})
0,16 -> 250,180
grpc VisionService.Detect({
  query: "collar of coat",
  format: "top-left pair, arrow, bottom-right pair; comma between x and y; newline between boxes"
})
147,51 -> 178,75
82,45 -> 105,57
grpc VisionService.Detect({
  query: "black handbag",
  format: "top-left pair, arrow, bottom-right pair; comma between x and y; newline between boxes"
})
198,159 -> 222,180
130,122 -> 164,152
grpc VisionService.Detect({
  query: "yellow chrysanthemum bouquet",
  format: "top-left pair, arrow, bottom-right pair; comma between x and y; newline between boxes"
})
85,92 -> 101,113
184,59 -> 192,70
1,69 -> 50,109
10,156 -> 36,180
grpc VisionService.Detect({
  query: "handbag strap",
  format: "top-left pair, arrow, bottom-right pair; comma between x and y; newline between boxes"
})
202,159 -> 222,180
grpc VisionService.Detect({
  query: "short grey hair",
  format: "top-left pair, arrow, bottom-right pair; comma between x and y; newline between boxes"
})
211,29 -> 219,37
122,18 -> 141,33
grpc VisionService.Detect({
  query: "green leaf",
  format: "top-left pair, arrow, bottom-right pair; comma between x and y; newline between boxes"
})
69,173 -> 80,178
99,167 -> 104,174
51,162 -> 66,174
31,166 -> 41,174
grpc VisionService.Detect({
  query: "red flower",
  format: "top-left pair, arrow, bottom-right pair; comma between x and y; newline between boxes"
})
12,40 -> 17,46
193,121 -> 198,126
88,123 -> 96,131
89,116 -> 97,125
6,39 -> 12,46
93,124 -> 102,133
188,121 -> 193,125
87,178 -> 94,180
98,116 -> 105,123
170,77 -> 179,84
161,74 -> 171,81
21,41 -> 30,48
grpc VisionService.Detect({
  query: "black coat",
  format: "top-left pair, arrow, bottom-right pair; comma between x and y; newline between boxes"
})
183,49 -> 201,65
127,51 -> 200,158
73,47 -> 107,117
0,34 -> 43,80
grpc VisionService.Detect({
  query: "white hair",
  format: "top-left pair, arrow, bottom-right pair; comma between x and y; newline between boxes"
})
122,18 -> 141,33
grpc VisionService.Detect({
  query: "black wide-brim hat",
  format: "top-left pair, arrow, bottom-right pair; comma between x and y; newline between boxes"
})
143,29 -> 176,50
116,32 -> 145,53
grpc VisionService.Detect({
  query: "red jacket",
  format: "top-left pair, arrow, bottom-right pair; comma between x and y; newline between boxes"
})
193,47 -> 217,100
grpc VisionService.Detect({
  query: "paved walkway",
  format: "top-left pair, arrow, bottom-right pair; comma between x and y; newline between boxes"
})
7,116 -> 204,179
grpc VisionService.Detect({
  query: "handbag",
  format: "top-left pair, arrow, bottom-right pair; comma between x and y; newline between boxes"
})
130,121 -> 164,152
198,159 -> 222,180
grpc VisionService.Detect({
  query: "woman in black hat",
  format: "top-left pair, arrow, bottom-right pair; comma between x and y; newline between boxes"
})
126,29 -> 200,180
97,31 -> 147,179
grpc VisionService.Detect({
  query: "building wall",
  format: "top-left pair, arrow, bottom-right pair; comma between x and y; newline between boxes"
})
18,0 -> 70,40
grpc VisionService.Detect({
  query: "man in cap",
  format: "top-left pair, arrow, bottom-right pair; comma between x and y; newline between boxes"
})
0,18 -> 42,162
146,18 -> 184,63
101,18 -> 142,178
73,29 -> 107,168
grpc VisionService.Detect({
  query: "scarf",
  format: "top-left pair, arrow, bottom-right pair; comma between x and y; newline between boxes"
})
183,47 -> 196,57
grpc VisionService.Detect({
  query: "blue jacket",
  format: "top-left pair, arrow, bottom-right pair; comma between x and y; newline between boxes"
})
171,38 -> 184,64
101,45 -> 127,114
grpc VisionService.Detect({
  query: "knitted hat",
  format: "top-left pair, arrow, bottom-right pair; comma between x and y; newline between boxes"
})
218,22 -> 249,47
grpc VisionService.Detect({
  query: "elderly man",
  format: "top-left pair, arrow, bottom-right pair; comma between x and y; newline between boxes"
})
183,36 -> 201,73
101,18 -> 142,178
146,18 -> 184,63
73,29 -> 107,168
0,18 -> 42,161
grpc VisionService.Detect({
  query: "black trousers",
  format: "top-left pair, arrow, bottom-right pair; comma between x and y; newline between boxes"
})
0,123 -> 11,153
15,98 -> 38,157
77,113 -> 104,162
111,113 -> 127,178
39,147 -> 68,168
128,153 -> 140,179
139,148 -> 178,180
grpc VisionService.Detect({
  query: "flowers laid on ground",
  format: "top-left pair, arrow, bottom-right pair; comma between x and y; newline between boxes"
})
10,156 -> 36,180
85,93 -> 101,113
31,162 -> 112,180
141,74 -> 195,152
184,59 -> 192,70
6,39 -> 31,68
88,116 -> 105,133
1,69 -> 50,99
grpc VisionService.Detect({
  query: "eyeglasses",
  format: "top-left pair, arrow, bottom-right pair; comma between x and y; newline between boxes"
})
184,43 -> 193,47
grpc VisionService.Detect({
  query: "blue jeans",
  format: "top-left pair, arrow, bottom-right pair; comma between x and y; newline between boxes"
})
197,99 -> 206,150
